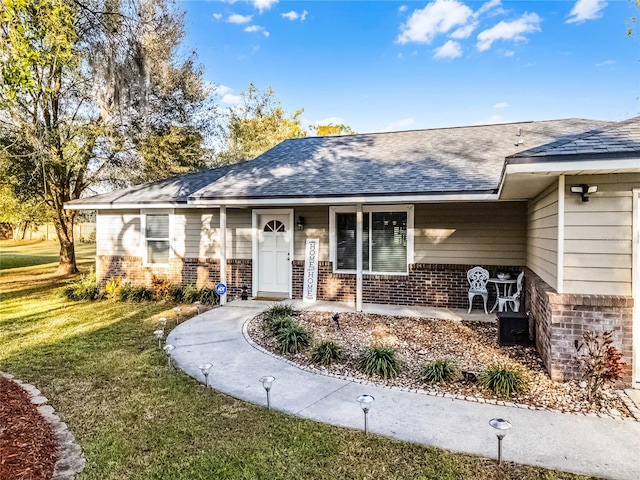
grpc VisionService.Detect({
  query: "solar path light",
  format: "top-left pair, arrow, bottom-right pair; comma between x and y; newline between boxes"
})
259,376 -> 275,410
489,418 -> 512,464
158,317 -> 167,328
193,301 -> 202,315
163,344 -> 175,367
153,329 -> 164,348
357,394 -> 375,434
173,307 -> 182,325
199,363 -> 213,387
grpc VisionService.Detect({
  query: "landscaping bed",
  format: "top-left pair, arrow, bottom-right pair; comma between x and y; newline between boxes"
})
247,309 -> 632,418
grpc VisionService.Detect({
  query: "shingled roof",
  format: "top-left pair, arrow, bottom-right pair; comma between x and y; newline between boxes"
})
66,117 -> 614,207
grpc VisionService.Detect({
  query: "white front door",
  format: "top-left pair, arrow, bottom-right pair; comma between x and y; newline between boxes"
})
257,213 -> 291,295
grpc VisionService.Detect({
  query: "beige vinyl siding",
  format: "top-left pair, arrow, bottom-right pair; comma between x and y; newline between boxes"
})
527,183 -> 559,290
413,202 -> 526,265
96,210 -> 140,256
293,206 -> 329,261
173,209 -> 220,259
562,174 -> 640,296
226,209 -> 252,259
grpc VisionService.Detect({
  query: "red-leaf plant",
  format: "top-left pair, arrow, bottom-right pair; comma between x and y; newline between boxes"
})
574,331 -> 626,403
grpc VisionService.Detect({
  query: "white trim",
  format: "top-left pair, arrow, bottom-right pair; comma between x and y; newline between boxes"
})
557,176 -> 565,294
329,204 -> 414,276
251,208 -> 294,299
504,158 -> 640,175
356,204 -> 363,312
219,206 -> 227,306
632,188 -> 640,386
140,209 -> 174,266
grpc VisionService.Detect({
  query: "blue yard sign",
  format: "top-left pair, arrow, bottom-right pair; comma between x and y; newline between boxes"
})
215,283 -> 227,296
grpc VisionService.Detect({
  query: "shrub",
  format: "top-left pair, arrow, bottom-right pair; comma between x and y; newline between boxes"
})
104,277 -> 122,301
312,341 -> 342,366
64,271 -> 102,301
275,323 -> 311,354
263,303 -> 298,322
358,346 -> 400,379
478,364 -> 527,396
150,275 -> 173,301
575,331 -> 626,403
172,284 -> 199,304
421,359 -> 461,384
119,283 -> 154,302
198,287 -> 219,305
265,315 -> 295,336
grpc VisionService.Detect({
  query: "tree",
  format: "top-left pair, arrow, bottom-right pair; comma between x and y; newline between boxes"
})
311,123 -> 356,136
0,0 -> 213,273
0,185 -> 50,239
216,84 -> 306,164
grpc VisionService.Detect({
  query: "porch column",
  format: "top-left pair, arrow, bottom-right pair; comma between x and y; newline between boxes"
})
220,206 -> 227,306
356,204 -> 363,312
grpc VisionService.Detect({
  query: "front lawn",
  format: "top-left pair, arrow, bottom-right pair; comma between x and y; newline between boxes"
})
0,241 -> 597,479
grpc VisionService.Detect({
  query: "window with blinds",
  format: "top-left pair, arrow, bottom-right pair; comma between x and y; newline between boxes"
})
335,210 -> 407,273
145,214 -> 170,264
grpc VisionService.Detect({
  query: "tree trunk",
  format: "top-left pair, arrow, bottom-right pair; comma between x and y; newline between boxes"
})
54,209 -> 78,275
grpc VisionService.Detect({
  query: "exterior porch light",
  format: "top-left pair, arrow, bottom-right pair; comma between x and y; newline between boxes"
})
570,184 -> 597,202
163,344 -> 175,367
357,394 -> 375,434
489,418 -> 512,464
199,363 -> 213,387
153,329 -> 164,348
296,216 -> 305,230
259,376 -> 275,410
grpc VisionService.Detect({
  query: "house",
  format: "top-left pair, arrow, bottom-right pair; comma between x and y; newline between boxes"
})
66,117 -> 640,386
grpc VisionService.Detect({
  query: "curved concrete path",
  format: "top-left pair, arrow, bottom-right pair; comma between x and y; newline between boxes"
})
167,301 -> 640,480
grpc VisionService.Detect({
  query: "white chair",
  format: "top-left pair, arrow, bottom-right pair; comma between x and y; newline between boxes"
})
498,271 -> 524,312
467,266 -> 489,314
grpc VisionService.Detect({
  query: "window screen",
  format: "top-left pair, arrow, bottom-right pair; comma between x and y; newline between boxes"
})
146,214 -> 170,264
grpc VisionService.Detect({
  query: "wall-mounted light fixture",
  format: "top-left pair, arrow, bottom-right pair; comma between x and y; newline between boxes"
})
296,216 -> 305,230
570,184 -> 598,202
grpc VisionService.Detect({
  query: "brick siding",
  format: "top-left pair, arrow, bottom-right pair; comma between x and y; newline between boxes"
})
525,268 -> 633,384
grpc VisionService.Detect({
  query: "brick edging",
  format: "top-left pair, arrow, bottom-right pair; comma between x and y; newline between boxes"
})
1,373 -> 86,479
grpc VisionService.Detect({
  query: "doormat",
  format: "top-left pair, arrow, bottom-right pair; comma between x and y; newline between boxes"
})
252,297 -> 287,302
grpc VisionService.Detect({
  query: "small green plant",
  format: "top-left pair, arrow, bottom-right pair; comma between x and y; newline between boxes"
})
275,323 -> 311,354
119,283 -> 154,302
263,303 -> 298,322
358,345 -> 400,379
478,364 -> 527,396
312,341 -> 342,366
63,270 -> 102,301
265,315 -> 295,336
198,287 -> 219,305
421,359 -> 461,384
575,330 -> 627,403
104,277 -> 122,301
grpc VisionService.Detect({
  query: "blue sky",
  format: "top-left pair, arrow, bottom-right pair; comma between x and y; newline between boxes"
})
182,0 -> 639,133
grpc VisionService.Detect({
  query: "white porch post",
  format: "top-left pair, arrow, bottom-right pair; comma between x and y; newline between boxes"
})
220,206 -> 227,305
356,204 -> 363,312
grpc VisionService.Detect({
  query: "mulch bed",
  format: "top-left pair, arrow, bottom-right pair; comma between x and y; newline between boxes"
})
0,377 -> 57,480
248,311 -> 632,418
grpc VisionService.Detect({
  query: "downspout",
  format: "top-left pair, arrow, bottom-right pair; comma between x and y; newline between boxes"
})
356,203 -> 363,312
220,206 -> 227,305
556,176 -> 565,294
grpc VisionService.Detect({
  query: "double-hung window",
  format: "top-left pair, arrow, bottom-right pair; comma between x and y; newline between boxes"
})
143,212 -> 171,264
331,205 -> 413,274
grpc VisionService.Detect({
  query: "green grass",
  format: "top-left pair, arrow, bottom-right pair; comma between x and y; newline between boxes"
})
0,241 -> 597,479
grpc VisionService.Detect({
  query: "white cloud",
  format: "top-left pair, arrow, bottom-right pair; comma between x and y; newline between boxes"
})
595,59 -> 615,67
384,118 -> 415,131
397,0 -> 473,44
244,25 -> 270,36
476,12 -> 542,51
475,0 -> 502,18
228,14 -> 252,24
213,13 -> 222,20
566,0 -> 607,24
434,40 -> 462,59
282,10 -> 308,21
475,114 -> 507,125
217,85 -> 233,95
399,5 -> 408,12
251,0 -> 278,13
503,50 -> 515,57
221,93 -> 242,105
316,117 -> 345,126
493,102 -> 509,109
450,22 -> 477,39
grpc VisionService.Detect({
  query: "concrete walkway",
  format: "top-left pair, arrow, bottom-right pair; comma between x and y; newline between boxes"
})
167,300 -> 640,480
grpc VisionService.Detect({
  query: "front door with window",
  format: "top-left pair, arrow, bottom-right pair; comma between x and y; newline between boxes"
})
257,214 -> 291,295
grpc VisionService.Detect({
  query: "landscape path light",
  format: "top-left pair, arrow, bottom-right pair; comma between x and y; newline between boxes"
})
173,307 -> 182,325
259,376 -> 275,410
163,344 -> 175,367
357,394 -> 375,434
199,363 -> 213,387
158,317 -> 167,328
193,301 -> 202,315
489,418 -> 512,464
153,329 -> 164,348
